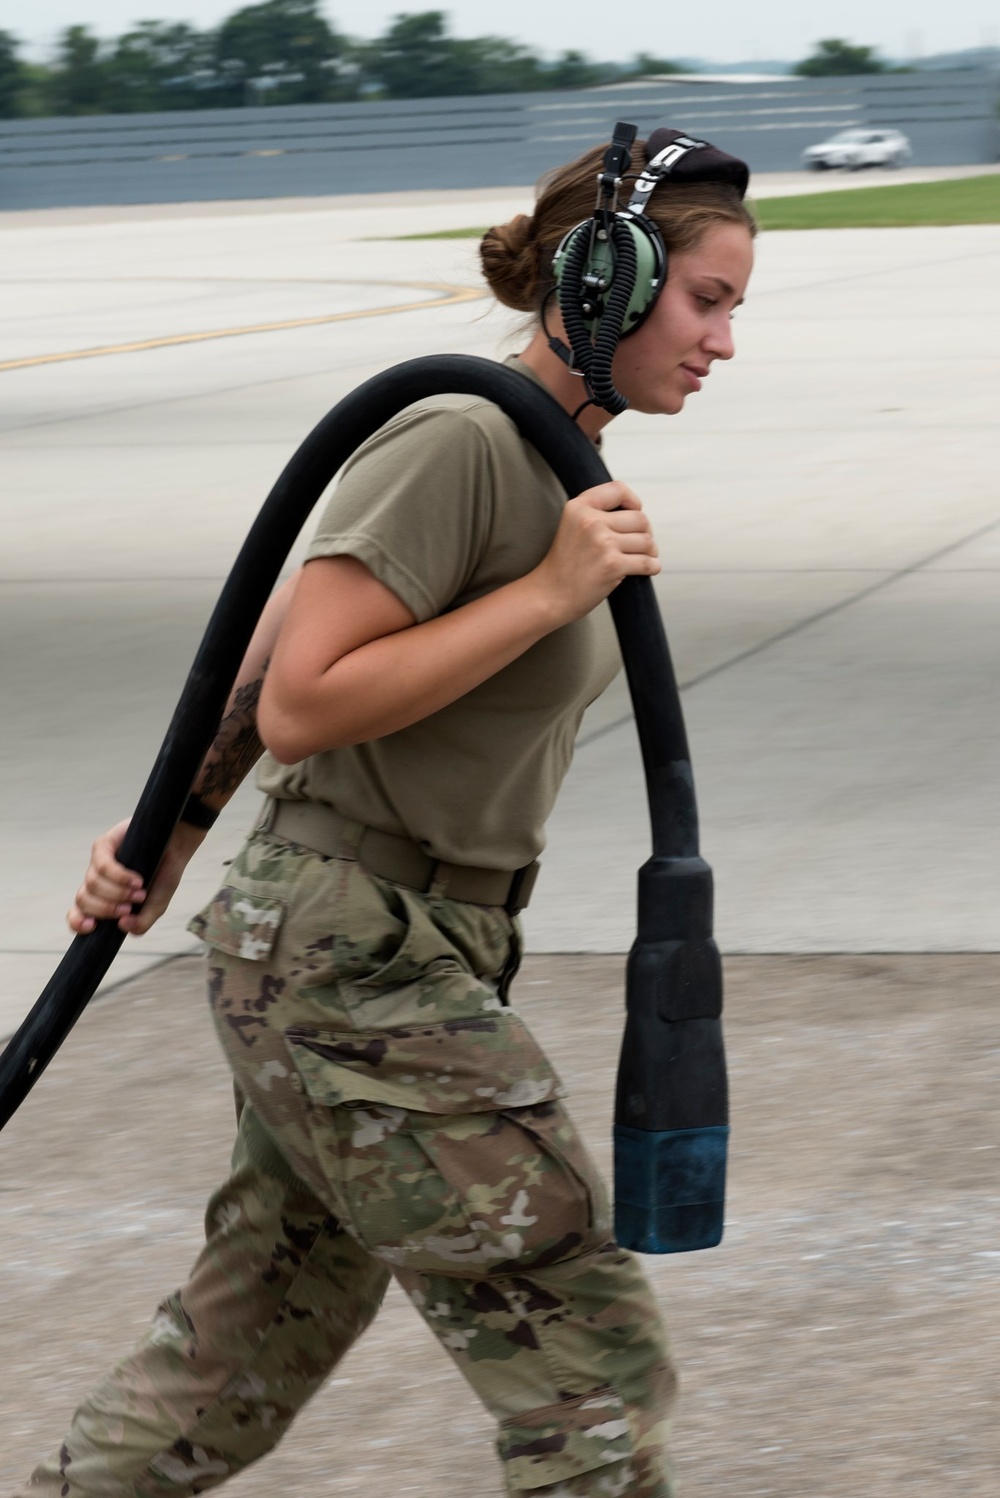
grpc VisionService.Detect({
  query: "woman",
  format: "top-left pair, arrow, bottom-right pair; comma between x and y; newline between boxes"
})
27,131 -> 755,1498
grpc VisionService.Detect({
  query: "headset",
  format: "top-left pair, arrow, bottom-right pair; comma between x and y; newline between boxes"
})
549,120 -> 750,416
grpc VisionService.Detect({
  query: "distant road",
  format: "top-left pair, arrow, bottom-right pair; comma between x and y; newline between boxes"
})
1,71 -> 996,212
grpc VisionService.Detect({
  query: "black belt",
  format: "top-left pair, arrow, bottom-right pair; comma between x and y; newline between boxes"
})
258,799 -> 539,914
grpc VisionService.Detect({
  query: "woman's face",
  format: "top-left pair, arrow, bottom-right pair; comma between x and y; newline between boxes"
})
611,221 -> 754,416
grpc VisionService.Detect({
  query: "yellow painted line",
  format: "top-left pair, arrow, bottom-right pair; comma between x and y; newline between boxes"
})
0,281 -> 486,373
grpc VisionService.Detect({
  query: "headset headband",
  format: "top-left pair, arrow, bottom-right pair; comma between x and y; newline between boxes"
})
627,135 -> 707,214
628,127 -> 751,209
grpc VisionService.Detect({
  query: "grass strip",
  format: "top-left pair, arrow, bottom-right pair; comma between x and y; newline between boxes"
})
391,175 -> 1000,238
752,174 -> 1000,229
394,225 -> 493,240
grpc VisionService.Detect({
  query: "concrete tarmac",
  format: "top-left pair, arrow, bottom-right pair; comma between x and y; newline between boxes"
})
2,175 -> 998,1496
1,178 -> 999,1040
3,953 -> 997,1494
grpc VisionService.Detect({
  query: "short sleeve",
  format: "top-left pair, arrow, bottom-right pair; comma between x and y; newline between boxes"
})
305,403 -> 495,622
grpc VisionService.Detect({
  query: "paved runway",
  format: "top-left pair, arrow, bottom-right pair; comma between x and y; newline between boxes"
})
1,178 -> 999,1039
2,178 -> 998,1496
4,953 -> 998,1495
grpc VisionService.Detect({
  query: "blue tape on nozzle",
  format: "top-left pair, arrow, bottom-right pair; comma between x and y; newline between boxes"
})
614,1123 -> 730,1253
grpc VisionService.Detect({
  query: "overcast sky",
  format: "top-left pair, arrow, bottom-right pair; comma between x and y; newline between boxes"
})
11,0 -> 1000,64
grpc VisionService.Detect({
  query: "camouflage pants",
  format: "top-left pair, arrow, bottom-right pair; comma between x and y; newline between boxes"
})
22,829 -> 676,1498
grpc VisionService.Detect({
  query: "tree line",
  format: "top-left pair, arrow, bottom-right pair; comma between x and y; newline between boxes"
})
0,6 -> 894,121
0,4 -> 686,116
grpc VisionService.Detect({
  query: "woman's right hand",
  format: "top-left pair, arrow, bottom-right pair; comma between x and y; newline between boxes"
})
533,481 -> 660,624
68,819 -> 205,936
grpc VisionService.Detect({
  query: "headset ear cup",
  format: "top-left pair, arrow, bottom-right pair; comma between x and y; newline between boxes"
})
550,210 -> 667,411
552,215 -> 666,343
552,221 -> 599,375
616,213 -> 666,337
552,221 -> 590,296
552,220 -> 614,338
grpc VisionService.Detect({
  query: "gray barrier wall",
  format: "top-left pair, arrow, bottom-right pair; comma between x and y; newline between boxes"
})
1,70 -> 997,211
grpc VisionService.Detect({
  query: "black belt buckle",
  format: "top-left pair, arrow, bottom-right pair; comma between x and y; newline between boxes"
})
505,864 -> 531,915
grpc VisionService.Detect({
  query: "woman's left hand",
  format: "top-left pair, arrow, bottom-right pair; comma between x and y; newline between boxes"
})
69,818 -> 206,936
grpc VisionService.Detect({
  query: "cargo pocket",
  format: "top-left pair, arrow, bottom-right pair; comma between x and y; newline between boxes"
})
498,1387 -> 637,1493
498,1095 -> 613,1253
190,886 -> 290,1056
284,1010 -> 562,1113
335,877 -> 504,1028
282,1012 -> 604,1274
188,885 -> 287,963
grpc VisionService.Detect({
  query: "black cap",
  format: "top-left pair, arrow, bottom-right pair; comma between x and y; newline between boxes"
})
644,127 -> 750,198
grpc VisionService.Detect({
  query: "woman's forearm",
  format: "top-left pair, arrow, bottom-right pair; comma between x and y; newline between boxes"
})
191,570 -> 301,809
260,487 -> 659,765
261,570 -> 559,763
68,573 -> 294,937
193,671 -> 267,812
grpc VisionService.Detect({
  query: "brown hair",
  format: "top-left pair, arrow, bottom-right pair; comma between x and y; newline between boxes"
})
480,139 -> 757,314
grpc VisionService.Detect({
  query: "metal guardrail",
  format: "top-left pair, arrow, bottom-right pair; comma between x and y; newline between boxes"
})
1,71 -> 996,210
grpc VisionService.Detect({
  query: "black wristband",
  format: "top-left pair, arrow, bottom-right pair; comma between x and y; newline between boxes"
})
180,792 -> 220,830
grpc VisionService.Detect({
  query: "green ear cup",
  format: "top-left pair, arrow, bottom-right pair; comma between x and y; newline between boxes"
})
618,216 -> 665,334
552,213 -> 665,340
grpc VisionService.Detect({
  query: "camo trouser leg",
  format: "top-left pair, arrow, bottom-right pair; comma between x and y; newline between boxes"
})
20,1093 -> 388,1497
193,832 -> 679,1498
393,1247 -> 676,1497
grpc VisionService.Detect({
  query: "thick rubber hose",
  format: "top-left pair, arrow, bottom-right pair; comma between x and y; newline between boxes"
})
0,355 -> 727,1252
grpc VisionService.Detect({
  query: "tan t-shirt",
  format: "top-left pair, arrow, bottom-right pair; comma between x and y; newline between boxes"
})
257,357 -> 621,869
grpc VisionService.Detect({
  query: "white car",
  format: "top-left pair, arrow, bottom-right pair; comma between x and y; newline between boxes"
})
802,128 -> 911,171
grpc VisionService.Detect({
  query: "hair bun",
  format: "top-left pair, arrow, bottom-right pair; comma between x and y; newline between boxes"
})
479,214 -> 543,312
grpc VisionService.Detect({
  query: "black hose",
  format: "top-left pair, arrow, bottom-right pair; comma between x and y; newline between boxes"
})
0,355 -> 726,1253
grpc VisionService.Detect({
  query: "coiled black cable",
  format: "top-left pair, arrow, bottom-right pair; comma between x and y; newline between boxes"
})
587,219 -> 637,416
555,215 -> 638,416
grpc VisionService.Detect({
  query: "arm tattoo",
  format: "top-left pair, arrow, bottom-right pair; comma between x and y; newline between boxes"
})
199,667 -> 267,799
